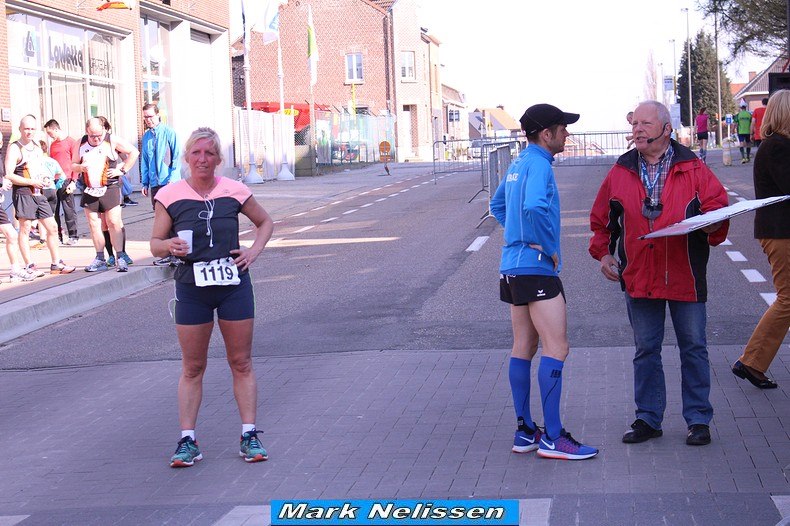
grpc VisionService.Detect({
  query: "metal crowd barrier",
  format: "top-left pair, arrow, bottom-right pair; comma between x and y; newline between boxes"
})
556,131 -> 631,166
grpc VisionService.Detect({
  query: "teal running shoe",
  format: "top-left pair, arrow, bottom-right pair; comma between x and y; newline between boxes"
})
119,252 -> 134,265
106,255 -> 116,268
169,436 -> 202,468
240,429 -> 268,462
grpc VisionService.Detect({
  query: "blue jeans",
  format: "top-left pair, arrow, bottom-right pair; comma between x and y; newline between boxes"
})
625,295 -> 713,428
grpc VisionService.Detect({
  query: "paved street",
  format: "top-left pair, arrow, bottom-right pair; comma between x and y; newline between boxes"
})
0,154 -> 788,525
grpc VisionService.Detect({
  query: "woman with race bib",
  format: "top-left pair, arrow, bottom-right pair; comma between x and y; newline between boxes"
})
150,127 -> 274,468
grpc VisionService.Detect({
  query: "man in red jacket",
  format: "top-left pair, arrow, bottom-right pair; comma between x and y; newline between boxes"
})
589,100 -> 729,447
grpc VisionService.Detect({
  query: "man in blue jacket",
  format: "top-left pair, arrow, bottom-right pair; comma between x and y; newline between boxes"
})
141,102 -> 181,265
141,103 -> 180,208
490,103 -> 598,461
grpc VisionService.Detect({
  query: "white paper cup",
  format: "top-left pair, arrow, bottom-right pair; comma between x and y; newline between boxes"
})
177,230 -> 193,254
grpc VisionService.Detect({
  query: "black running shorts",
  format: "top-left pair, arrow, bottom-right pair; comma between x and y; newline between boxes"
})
13,193 -> 53,220
499,274 -> 565,305
81,185 -> 122,213
174,271 -> 255,325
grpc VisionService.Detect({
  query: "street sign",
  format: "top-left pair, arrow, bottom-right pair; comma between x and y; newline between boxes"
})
725,113 -> 733,125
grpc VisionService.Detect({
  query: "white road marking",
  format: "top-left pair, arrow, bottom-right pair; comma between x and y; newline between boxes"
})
772,495 -> 790,519
720,238 -> 733,246
291,211 -> 307,217
320,217 -> 338,223
741,269 -> 766,282
519,498 -> 552,526
293,225 -> 315,233
342,209 -> 358,215
388,193 -> 400,197
761,293 -> 777,306
466,236 -> 489,252
727,191 -> 738,196
214,506 -> 270,526
736,196 -> 747,202
726,251 -> 747,262
375,198 -> 387,202
360,203 -> 373,208
359,191 -> 370,195
399,189 -> 409,193
411,184 -> 421,188
312,206 -> 325,211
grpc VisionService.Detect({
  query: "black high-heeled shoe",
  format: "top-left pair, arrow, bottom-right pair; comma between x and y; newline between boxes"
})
732,360 -> 778,389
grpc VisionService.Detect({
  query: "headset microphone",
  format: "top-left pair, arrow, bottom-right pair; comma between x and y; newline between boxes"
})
645,124 -> 669,144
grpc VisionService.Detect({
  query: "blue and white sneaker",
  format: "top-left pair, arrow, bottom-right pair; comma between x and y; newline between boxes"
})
537,428 -> 598,460
512,419 -> 542,453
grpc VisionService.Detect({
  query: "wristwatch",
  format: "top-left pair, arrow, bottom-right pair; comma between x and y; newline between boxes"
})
119,166 -> 127,174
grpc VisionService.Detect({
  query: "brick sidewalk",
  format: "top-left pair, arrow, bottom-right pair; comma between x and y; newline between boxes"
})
0,345 -> 786,524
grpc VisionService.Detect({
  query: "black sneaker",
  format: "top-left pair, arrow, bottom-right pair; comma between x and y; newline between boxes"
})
123,197 -> 139,206
622,419 -> 663,443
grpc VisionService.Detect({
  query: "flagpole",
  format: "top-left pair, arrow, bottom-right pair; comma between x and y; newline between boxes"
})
242,3 -> 263,184
276,32 -> 294,181
243,54 -> 264,183
308,4 -> 317,176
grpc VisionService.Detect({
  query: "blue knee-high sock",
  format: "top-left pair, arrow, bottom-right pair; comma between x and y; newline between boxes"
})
509,357 -> 532,427
539,356 -> 565,439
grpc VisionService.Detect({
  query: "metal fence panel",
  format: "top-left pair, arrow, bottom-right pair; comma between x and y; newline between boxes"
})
314,110 -> 395,166
556,131 -> 630,166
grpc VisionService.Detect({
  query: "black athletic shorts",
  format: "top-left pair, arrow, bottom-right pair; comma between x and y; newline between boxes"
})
0,205 -> 9,225
13,192 -> 53,220
81,185 -> 122,213
174,271 -> 255,325
696,132 -> 708,141
499,274 -> 565,305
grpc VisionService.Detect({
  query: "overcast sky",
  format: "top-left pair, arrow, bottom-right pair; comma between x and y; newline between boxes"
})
231,0 -> 774,131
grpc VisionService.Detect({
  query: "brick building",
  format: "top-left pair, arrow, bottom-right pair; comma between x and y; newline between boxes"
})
1,0 -> 234,179
239,0 -> 440,162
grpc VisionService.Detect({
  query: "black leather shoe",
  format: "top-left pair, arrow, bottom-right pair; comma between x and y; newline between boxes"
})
732,360 -> 778,389
686,424 -> 711,446
622,419 -> 663,443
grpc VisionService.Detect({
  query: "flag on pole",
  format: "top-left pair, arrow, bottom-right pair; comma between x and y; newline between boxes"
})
261,0 -> 287,45
307,5 -> 319,86
97,0 -> 134,10
242,0 -> 286,46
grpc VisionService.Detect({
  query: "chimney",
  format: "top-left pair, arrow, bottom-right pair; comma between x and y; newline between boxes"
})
748,71 -> 757,81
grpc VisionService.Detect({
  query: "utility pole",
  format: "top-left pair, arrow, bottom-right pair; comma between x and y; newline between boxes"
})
714,6 -> 723,146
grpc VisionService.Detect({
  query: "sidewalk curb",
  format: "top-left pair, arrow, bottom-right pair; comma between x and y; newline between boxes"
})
0,266 -> 173,345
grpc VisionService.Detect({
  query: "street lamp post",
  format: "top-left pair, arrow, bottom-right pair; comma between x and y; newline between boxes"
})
714,7 -> 723,147
670,39 -> 677,104
683,7 -> 693,134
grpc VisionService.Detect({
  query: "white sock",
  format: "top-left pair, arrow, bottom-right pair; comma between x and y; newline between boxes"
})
181,429 -> 195,440
242,424 -> 256,434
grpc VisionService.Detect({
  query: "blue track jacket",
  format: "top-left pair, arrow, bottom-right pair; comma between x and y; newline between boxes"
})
490,143 -> 561,276
141,124 -> 181,188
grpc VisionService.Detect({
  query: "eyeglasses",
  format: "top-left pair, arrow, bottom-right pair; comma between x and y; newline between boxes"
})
143,114 -> 157,119
88,134 -> 103,139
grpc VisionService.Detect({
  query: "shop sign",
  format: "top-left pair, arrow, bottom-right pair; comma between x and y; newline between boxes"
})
48,35 -> 83,73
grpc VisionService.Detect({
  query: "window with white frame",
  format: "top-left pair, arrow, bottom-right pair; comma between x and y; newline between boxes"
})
140,16 -> 173,123
400,51 -> 415,80
345,53 -> 363,83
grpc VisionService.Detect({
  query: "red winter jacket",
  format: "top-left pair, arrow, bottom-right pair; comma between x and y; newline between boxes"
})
589,141 -> 729,302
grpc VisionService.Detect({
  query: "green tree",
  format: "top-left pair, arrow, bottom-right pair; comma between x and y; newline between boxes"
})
698,0 -> 787,58
677,30 -> 737,129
